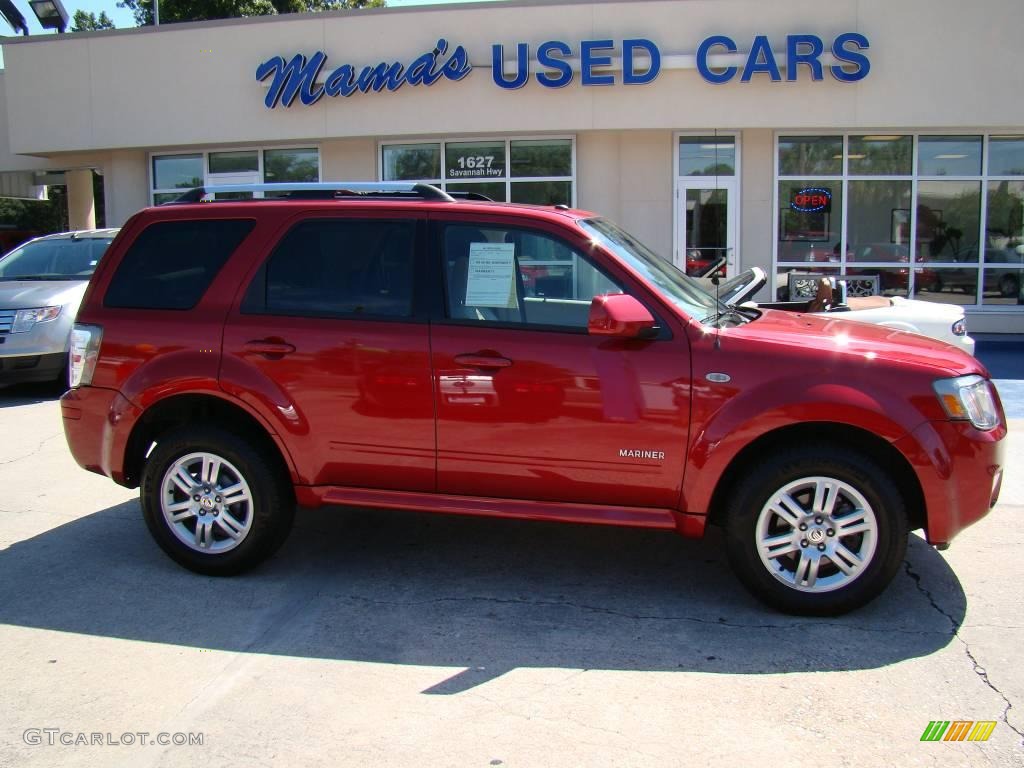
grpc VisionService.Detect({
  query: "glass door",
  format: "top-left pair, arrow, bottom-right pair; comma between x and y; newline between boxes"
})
675,135 -> 738,277
679,181 -> 735,277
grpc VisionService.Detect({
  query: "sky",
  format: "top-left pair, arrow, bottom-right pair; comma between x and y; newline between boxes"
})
0,0 -> 503,65
2,0 -> 501,35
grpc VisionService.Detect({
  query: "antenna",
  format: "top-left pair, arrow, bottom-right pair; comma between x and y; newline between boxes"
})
711,271 -> 722,350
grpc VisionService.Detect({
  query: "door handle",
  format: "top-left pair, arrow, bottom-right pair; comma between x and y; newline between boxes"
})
243,339 -> 296,357
454,353 -> 513,369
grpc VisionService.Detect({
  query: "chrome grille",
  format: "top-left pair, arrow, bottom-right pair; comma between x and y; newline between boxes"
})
0,309 -> 14,334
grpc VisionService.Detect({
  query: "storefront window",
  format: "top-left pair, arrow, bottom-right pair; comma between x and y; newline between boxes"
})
678,136 -> 735,176
209,151 -> 259,174
847,135 -> 912,176
510,139 -> 572,177
263,148 -> 318,183
918,136 -> 982,176
778,136 -> 842,176
776,134 -> 1019,308
445,141 -> 506,181
153,154 -> 203,191
151,147 -> 320,203
383,143 -> 441,181
381,137 -> 575,205
988,136 -> 1024,176
777,180 -> 842,264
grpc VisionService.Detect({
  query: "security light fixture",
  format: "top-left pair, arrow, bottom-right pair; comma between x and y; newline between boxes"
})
28,0 -> 68,33
0,0 -> 29,35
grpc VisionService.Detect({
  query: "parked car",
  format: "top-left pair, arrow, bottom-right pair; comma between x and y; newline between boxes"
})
714,268 -> 975,355
60,184 -> 1004,616
0,229 -> 119,387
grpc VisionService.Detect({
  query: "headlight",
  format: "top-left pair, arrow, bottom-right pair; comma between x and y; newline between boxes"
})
12,306 -> 61,333
951,319 -> 967,337
933,375 -> 1000,430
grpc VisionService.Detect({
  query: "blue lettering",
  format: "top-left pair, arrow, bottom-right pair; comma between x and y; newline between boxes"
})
324,64 -> 357,97
786,34 -> 824,81
536,40 -> 573,88
256,52 -> 326,108
581,39 -> 615,86
623,38 -> 660,85
443,44 -> 472,81
406,51 -> 439,86
357,61 -> 406,93
696,35 -> 737,84
830,32 -> 870,82
492,43 -> 530,89
742,35 -> 781,81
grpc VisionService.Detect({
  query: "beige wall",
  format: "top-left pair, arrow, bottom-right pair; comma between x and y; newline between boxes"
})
739,128 -> 774,302
577,131 -> 672,258
321,138 -> 376,181
103,150 -> 149,227
2,0 -> 1022,155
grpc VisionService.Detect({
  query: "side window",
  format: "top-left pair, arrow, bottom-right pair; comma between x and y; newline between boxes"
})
257,219 -> 416,318
443,224 -> 624,329
105,219 -> 254,310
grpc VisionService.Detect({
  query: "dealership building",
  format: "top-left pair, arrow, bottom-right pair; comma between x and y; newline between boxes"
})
1,0 -> 1022,331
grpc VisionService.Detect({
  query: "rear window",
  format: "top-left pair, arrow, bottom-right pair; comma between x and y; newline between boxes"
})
104,219 -> 254,310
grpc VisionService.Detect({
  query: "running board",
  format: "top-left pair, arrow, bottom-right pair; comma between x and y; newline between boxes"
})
295,485 -> 692,532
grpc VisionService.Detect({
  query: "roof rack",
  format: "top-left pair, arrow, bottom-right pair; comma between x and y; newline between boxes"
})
168,182 -> 457,204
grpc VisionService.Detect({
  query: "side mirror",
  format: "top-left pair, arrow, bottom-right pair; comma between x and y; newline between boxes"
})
588,293 -> 657,338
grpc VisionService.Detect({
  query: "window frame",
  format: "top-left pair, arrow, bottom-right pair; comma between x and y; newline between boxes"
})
378,135 -> 577,207
149,144 -> 323,204
772,131 -> 1024,310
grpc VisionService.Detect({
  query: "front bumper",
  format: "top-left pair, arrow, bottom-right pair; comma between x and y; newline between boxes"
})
895,419 -> 1006,545
0,351 -> 65,384
0,317 -> 72,384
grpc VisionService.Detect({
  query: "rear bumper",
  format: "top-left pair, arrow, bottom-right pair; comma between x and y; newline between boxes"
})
895,419 -> 1006,545
61,386 -> 141,486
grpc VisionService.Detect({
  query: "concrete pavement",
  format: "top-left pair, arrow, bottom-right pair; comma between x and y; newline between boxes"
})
0,388 -> 1021,767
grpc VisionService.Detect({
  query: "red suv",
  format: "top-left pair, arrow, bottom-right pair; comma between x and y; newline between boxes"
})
61,183 -> 1005,615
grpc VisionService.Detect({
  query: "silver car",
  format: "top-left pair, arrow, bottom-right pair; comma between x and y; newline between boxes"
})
0,229 -> 119,387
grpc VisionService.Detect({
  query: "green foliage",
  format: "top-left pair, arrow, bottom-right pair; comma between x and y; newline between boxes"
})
70,10 -> 116,31
117,0 -> 383,26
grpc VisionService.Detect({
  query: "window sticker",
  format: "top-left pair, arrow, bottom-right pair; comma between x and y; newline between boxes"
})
464,242 -> 518,308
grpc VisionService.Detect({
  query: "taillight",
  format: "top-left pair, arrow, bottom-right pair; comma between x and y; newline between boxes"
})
952,319 -> 967,337
69,324 -> 103,388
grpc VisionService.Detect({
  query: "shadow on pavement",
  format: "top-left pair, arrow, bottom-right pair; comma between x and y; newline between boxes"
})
0,381 -> 66,408
0,500 -> 965,693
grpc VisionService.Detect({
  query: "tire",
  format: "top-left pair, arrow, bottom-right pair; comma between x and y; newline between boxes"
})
140,426 -> 295,576
723,445 -> 908,616
999,274 -> 1019,298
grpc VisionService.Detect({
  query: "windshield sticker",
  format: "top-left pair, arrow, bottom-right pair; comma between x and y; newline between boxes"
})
465,243 -> 518,309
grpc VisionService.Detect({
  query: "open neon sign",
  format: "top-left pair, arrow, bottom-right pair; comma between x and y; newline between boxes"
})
791,188 -> 832,213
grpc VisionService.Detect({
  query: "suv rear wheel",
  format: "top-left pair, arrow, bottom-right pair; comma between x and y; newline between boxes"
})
140,426 -> 294,575
724,446 -> 908,615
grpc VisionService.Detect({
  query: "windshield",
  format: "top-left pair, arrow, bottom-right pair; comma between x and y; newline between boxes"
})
579,218 -> 724,322
0,236 -> 114,281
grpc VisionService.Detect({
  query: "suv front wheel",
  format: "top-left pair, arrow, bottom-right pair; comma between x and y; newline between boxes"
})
724,445 -> 908,615
140,426 -> 294,575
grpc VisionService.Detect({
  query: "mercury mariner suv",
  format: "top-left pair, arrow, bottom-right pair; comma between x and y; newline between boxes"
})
60,182 -> 1006,615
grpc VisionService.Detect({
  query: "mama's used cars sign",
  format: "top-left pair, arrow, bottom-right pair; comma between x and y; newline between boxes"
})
256,33 -> 870,109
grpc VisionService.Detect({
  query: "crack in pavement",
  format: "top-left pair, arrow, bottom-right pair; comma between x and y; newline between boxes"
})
0,432 -> 63,467
903,559 -> 1024,744
341,593 -> 948,636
